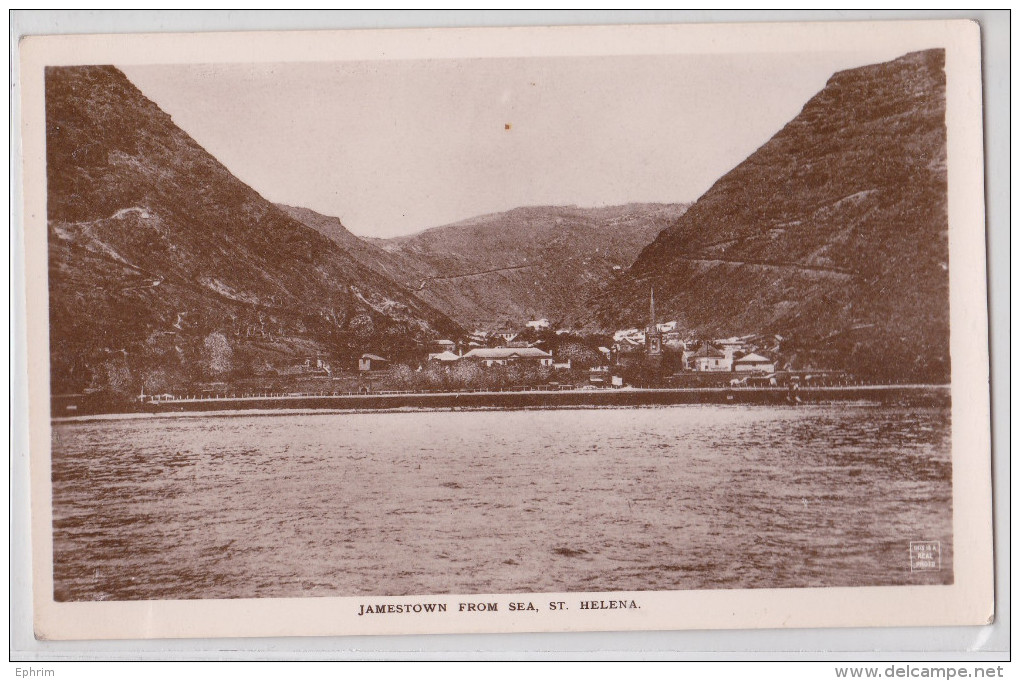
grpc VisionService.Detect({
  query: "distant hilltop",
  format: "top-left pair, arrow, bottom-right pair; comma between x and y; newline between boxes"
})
285,202 -> 690,330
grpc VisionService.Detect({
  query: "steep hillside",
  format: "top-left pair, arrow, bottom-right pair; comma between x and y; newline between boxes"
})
276,204 -> 427,286
46,65 -> 460,397
586,50 -> 950,382
306,203 -> 688,329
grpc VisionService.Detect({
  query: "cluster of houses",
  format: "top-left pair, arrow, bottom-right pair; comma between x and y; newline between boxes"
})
423,338 -> 557,369
612,325 -> 779,374
610,288 -> 782,375
355,290 -> 783,379
358,335 -> 562,372
358,318 -> 602,372
358,335 -> 775,382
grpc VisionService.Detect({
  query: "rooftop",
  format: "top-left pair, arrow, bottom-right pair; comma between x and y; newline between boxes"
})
735,353 -> 772,363
690,343 -> 726,359
463,347 -> 553,360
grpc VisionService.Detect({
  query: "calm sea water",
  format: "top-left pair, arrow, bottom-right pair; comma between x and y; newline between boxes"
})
51,404 -> 952,601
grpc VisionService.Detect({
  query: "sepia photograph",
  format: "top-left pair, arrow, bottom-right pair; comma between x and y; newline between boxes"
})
18,18 -> 993,640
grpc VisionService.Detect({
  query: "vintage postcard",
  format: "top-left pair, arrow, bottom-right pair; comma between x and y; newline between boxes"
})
19,20 -> 993,640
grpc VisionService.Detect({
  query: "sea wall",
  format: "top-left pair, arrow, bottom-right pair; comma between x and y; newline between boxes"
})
134,385 -> 950,416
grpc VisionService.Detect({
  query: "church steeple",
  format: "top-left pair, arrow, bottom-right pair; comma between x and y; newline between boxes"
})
646,284 -> 662,357
649,285 -> 656,330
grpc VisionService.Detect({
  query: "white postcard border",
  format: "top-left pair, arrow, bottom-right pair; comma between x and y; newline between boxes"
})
19,19 -> 993,641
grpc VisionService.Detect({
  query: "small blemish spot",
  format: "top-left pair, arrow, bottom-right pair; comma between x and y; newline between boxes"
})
505,123 -> 511,130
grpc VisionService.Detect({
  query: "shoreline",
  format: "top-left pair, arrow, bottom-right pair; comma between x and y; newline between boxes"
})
52,384 -> 951,422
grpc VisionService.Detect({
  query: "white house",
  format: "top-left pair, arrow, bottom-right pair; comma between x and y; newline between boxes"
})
427,351 -> 461,363
733,353 -> 776,374
689,343 -> 732,372
462,347 -> 554,367
495,330 -> 519,344
526,318 -> 551,331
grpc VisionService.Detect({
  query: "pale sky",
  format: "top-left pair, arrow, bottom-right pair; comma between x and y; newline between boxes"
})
121,50 -> 913,238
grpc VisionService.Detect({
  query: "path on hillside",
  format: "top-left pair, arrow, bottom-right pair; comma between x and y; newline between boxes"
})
420,263 -> 541,285
638,255 -> 857,277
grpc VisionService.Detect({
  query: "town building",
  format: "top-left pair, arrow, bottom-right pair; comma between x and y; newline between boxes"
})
689,343 -> 732,372
662,329 -> 684,349
613,328 -> 645,344
733,353 -> 776,374
427,351 -> 461,364
358,354 -> 390,371
526,318 -> 551,331
714,336 -> 753,363
588,366 -> 610,387
494,327 -> 519,344
610,336 -> 644,367
462,347 -> 554,367
431,339 -> 456,353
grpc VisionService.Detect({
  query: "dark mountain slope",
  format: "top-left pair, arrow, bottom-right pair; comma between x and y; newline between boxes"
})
291,203 -> 688,329
587,50 -> 949,382
47,65 -> 459,396
276,204 -> 426,287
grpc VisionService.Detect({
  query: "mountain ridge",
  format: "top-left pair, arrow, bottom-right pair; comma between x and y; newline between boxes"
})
584,49 -> 950,381
47,50 -> 950,396
284,202 -> 690,329
47,65 -> 460,396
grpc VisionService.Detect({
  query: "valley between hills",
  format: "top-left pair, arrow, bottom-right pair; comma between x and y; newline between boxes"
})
45,49 -> 950,410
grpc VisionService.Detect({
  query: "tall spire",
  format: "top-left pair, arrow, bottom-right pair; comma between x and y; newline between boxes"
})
649,284 -> 656,329
646,283 -> 662,358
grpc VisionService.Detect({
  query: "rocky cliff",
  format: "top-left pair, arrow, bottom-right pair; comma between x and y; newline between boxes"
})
47,65 -> 459,395
585,50 -> 949,382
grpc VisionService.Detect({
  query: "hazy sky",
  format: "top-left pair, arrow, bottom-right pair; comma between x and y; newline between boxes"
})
121,49 -> 910,238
